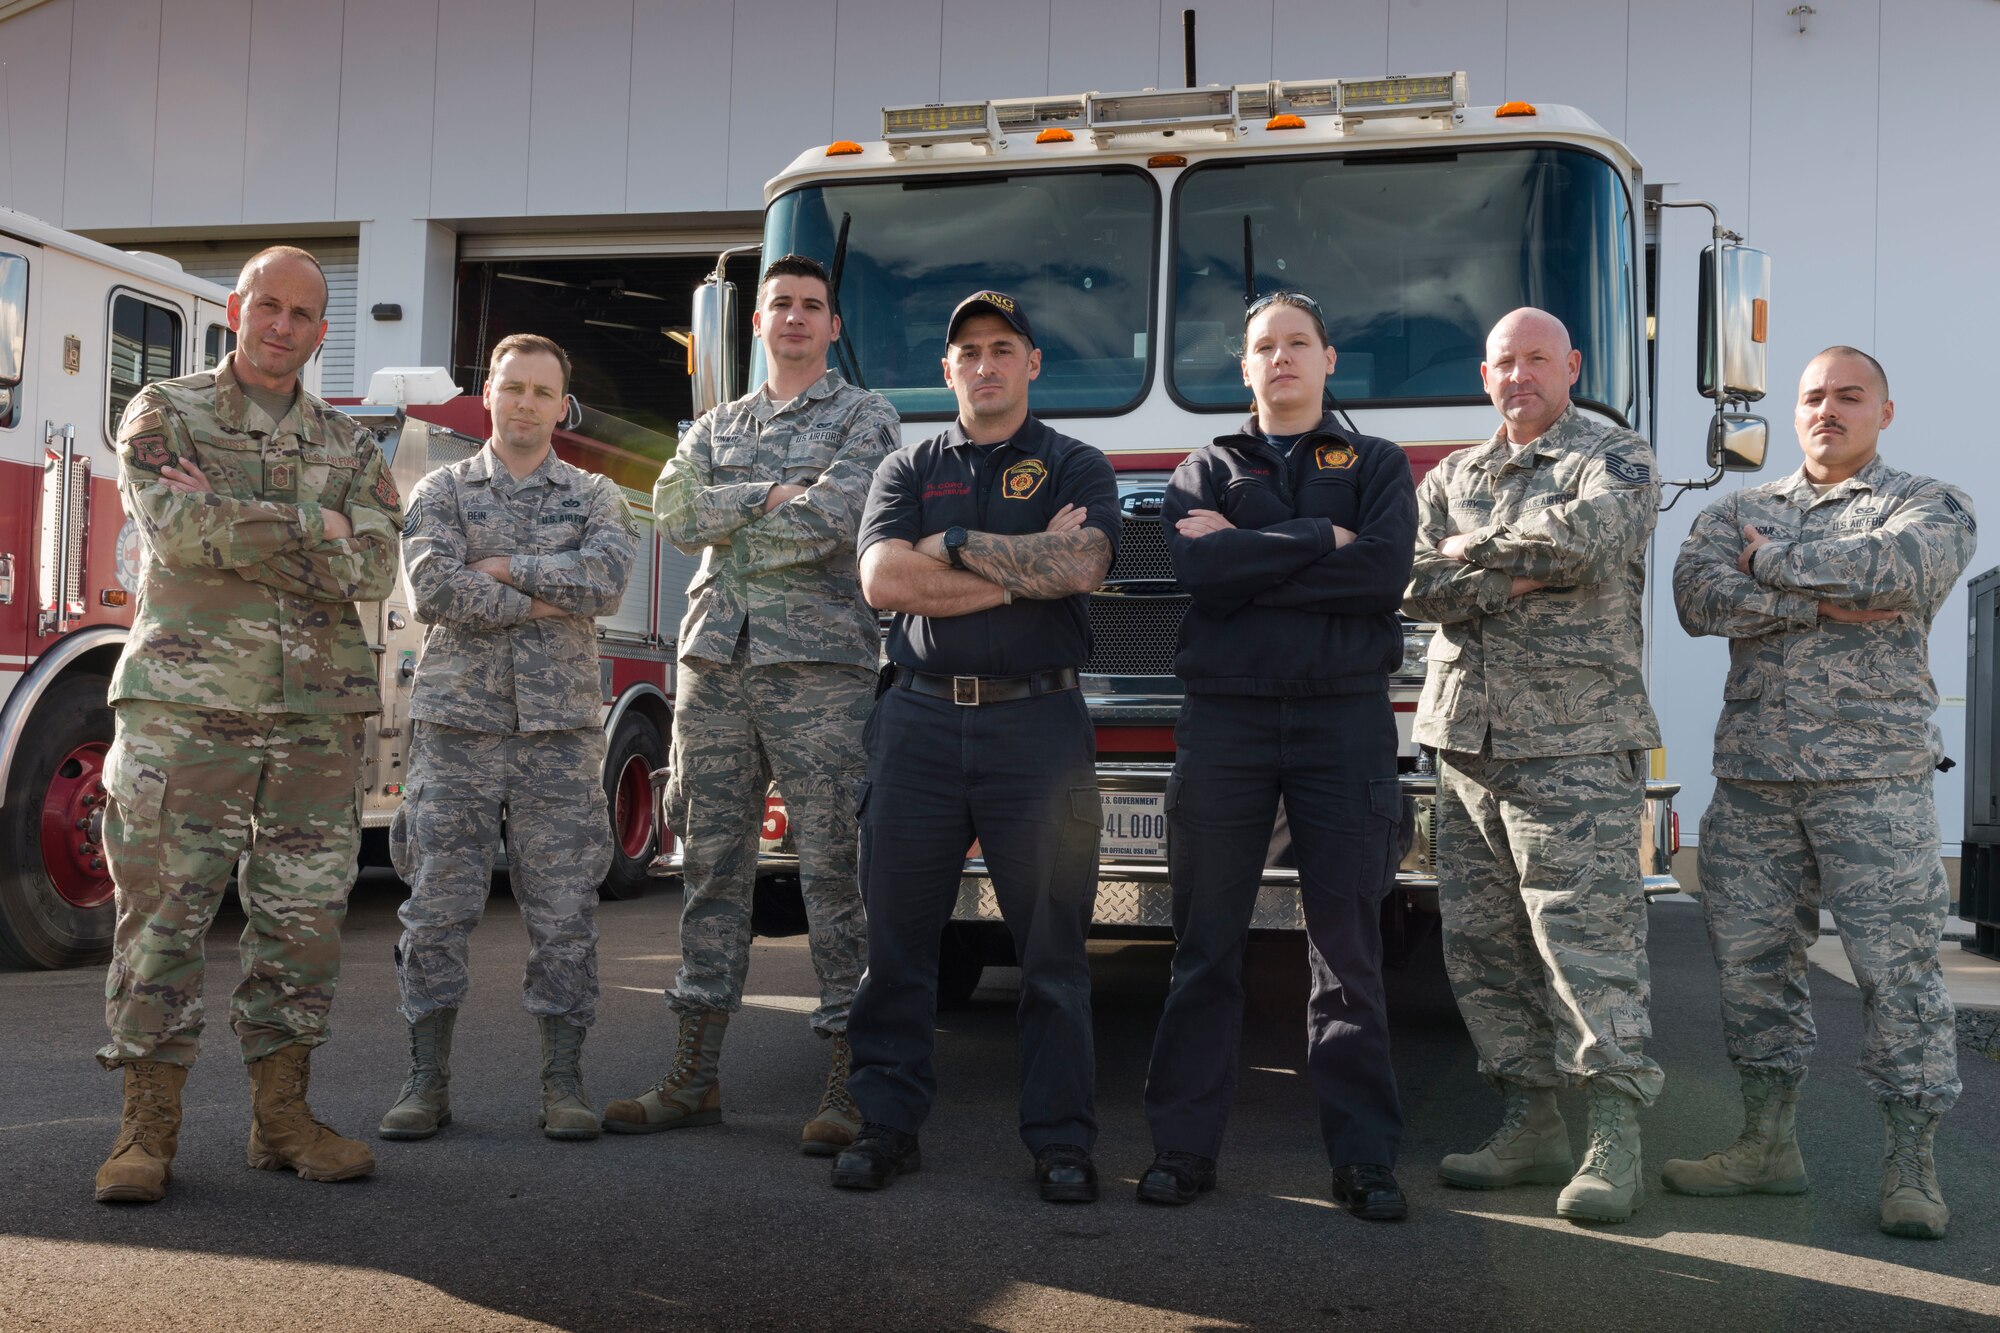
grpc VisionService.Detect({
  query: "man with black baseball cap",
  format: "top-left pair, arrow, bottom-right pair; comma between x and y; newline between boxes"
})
832,290 -> 1119,1202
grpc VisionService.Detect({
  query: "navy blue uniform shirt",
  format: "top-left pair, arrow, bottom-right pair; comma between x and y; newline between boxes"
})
857,415 -> 1120,676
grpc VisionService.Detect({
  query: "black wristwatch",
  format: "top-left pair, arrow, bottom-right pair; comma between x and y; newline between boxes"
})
943,525 -> 970,570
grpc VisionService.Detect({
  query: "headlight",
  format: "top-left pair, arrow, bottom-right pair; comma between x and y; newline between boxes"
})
1396,622 -> 1432,680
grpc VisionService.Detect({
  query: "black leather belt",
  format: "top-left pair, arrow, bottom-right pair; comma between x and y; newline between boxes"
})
894,666 -> 1079,706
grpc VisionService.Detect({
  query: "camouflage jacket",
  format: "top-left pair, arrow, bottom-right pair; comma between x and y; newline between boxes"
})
653,370 -> 899,669
109,354 -> 401,715
1672,456 -> 1977,782
1405,406 -> 1662,759
403,443 -> 638,733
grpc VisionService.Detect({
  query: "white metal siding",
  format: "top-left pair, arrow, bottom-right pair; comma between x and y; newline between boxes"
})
141,239 -> 360,396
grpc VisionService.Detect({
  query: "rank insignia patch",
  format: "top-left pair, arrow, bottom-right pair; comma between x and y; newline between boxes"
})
1314,443 -> 1357,471
1601,453 -> 1653,488
402,496 -> 424,537
1001,458 -> 1048,499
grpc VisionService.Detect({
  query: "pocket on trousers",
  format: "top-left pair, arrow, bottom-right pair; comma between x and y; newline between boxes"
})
102,746 -> 167,845
1368,775 -> 1404,825
853,779 -> 874,821
1069,785 -> 1104,828
388,780 -> 423,882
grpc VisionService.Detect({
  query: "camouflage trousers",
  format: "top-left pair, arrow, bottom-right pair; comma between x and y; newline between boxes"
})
98,701 -> 364,1069
665,650 -> 873,1034
1436,747 -> 1665,1106
391,722 -> 609,1027
1697,775 -> 1959,1112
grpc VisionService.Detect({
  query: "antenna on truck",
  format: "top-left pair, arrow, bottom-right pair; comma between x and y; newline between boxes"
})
1183,9 -> 1197,87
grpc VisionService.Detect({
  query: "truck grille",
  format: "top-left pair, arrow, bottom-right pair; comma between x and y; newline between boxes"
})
1086,596 -> 1187,675
1108,514 -> 1173,581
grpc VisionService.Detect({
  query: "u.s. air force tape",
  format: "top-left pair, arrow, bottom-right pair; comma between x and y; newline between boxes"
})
1601,453 -> 1652,487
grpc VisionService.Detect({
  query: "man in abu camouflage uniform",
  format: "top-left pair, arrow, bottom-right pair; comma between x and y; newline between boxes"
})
603,255 -> 899,1154
94,247 -> 398,1204
1405,307 -> 1663,1225
381,333 -> 636,1143
1669,346 -> 1975,1240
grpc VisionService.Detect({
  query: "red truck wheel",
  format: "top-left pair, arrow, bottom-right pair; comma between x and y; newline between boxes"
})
0,673 -> 118,969
599,707 -> 667,901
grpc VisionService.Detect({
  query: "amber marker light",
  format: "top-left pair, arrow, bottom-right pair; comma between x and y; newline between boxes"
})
1036,127 -> 1074,144
825,140 -> 863,156
1148,153 -> 1187,168
1266,114 -> 1307,130
1495,101 -> 1537,118
100,589 -> 128,608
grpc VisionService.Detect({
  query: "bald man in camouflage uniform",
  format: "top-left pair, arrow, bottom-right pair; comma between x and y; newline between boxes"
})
1669,346 -> 1975,1240
1406,307 -> 1663,1225
381,334 -> 637,1143
94,247 -> 398,1204
604,255 -> 899,1153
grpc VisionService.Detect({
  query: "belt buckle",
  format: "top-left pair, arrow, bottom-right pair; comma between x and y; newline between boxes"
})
952,675 -> 981,706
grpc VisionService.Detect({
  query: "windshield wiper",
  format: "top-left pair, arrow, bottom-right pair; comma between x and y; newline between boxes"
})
828,212 -> 867,390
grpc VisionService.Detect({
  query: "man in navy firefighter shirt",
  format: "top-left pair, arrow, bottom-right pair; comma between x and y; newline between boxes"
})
1139,290 -> 1417,1221
833,290 -> 1118,1203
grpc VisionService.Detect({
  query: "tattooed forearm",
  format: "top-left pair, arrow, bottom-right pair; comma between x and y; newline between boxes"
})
960,526 -> 1112,599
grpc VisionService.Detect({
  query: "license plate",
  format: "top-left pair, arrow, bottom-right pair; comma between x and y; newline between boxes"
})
1101,791 -> 1167,861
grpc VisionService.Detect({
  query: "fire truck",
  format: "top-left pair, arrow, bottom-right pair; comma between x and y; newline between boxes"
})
682,71 -> 1774,1002
0,206 -> 689,969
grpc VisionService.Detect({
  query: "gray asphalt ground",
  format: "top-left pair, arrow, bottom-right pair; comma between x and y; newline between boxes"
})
3,873 -> 1997,1332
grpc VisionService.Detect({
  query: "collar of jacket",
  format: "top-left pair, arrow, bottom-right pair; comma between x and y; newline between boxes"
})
466,440 -> 573,488
943,412 -> 1050,456
1211,409 -> 1354,455
749,368 -> 847,425
212,351 -> 317,437
1475,403 -> 1587,473
1777,453 -> 1887,505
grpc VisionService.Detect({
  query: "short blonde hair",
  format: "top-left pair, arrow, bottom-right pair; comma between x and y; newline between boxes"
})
488,333 -> 573,397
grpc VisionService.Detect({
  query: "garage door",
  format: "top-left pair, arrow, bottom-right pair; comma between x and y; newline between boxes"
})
143,237 -> 360,395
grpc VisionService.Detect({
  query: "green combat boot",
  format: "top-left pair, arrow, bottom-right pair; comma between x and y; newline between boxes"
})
1556,1083 -> 1644,1224
1661,1069 -> 1808,1197
94,1061 -> 189,1204
246,1044 -> 376,1182
1879,1101 -> 1948,1239
538,1017 -> 601,1141
379,1009 -> 456,1141
1439,1083 -> 1573,1189
800,1032 -> 862,1157
601,1009 -> 727,1133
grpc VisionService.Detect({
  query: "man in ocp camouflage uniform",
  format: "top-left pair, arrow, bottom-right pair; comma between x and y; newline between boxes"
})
603,255 -> 899,1153
94,247 -> 398,1204
1405,307 -> 1663,1226
381,333 -> 637,1143
1669,346 -> 1975,1240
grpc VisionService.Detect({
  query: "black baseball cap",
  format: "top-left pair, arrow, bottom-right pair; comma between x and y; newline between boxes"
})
947,290 -> 1035,346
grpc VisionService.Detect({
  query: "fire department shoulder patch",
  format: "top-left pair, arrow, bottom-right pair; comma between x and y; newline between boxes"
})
1000,458 -> 1048,500
1313,442 -> 1357,472
371,467 -> 402,510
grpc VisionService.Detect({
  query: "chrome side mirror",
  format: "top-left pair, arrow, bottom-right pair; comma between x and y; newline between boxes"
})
1707,412 -> 1768,473
1698,244 -> 1771,403
689,274 -> 738,418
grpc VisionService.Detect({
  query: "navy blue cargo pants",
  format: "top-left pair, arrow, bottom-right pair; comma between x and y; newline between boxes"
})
1143,690 -> 1406,1169
845,682 -> 1102,1152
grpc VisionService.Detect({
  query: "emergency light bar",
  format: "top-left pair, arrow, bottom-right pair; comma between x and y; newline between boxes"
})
993,94 -> 1088,133
1237,79 -> 1339,121
1338,72 -> 1466,122
1087,86 -> 1237,144
882,100 -> 1001,157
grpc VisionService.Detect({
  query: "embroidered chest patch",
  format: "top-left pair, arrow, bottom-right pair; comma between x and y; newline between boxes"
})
1001,458 -> 1048,500
1314,443 -> 1357,472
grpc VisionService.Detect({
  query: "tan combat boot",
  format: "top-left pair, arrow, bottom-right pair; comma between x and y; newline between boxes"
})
94,1061 -> 190,1204
1662,1069 -> 1808,1197
601,1009 -> 727,1133
1879,1101 -> 1948,1239
246,1044 -> 376,1182
1439,1082 -> 1573,1189
800,1032 -> 862,1156
379,1009 -> 456,1140
539,1017 -> 601,1141
1556,1082 -> 1645,1224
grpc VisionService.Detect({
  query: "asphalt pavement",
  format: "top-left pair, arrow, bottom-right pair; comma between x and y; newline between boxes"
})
2,872 -> 1997,1332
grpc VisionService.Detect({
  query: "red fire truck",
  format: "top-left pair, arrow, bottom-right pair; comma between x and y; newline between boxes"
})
683,71 -> 1774,1000
0,207 -> 688,969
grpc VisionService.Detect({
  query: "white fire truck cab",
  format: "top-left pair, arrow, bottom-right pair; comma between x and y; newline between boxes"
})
695,72 -> 1776,1002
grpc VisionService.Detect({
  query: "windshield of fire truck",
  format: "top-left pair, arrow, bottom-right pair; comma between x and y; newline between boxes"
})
761,167 -> 1157,420
1171,146 -> 1637,424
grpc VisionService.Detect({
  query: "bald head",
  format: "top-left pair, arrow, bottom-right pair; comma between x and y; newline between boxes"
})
236,246 -> 328,321
1480,306 -> 1582,443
